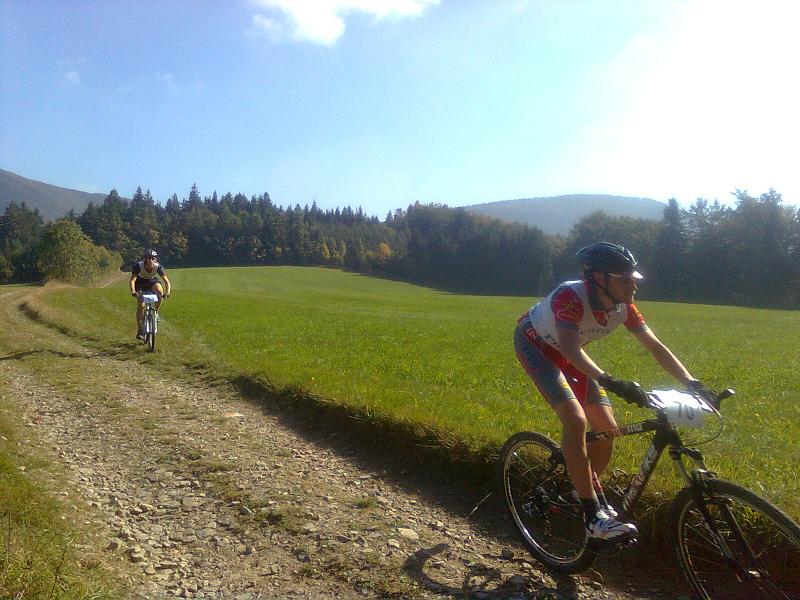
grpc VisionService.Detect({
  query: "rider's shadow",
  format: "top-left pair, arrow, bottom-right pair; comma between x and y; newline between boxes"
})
403,543 -> 577,600
0,349 -> 101,361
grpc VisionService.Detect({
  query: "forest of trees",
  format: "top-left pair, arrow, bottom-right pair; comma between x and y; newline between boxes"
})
0,202 -> 121,285
1,184 -> 798,308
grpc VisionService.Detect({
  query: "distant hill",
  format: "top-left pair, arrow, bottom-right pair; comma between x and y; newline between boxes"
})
0,169 -> 113,221
465,194 -> 666,235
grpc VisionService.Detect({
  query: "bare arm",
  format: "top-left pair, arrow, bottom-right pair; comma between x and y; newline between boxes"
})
559,326 -> 696,384
631,327 -> 695,385
129,273 -> 137,295
556,327 -> 606,380
161,274 -> 171,296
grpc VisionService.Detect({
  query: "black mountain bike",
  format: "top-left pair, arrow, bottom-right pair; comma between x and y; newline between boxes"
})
139,292 -> 160,352
498,387 -> 800,599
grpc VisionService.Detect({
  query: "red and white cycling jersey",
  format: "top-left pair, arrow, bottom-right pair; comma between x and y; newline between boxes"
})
525,280 -> 648,352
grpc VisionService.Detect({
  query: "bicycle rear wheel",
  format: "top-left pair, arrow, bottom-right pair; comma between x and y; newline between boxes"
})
146,310 -> 156,352
671,478 -> 800,599
497,431 -> 594,573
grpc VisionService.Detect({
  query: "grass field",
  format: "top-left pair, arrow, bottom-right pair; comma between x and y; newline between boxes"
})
37,266 -> 800,519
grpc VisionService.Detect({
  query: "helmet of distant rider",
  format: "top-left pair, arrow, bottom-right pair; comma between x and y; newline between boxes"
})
143,249 -> 158,260
575,242 -> 642,279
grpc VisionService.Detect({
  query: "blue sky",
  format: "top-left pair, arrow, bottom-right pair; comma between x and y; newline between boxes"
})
1,1 -> 798,217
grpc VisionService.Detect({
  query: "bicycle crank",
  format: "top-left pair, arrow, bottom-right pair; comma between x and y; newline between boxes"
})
587,535 -> 639,556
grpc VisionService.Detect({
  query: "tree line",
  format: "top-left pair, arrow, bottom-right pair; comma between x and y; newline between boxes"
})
1,184 -> 797,307
0,203 -> 121,285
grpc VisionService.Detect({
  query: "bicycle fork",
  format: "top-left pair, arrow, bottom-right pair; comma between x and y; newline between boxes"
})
671,447 -> 766,583
144,308 -> 158,333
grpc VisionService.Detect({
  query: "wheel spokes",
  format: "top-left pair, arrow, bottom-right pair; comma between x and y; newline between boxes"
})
505,443 -> 584,562
681,493 -> 800,599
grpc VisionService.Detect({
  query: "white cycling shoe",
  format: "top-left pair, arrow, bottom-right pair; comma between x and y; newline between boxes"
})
585,512 -> 638,541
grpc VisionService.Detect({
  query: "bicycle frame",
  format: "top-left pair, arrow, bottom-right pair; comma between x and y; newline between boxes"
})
138,293 -> 160,351
586,417 -> 706,519
140,294 -> 159,326
144,305 -> 157,326
585,399 -> 775,583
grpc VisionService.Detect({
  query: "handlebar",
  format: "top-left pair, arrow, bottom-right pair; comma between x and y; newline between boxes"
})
712,388 -> 736,410
717,388 -> 735,402
642,387 -> 734,433
702,387 -> 735,411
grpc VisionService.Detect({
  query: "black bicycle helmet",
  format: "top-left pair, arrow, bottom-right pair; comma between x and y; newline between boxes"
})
143,249 -> 158,259
575,242 -> 642,278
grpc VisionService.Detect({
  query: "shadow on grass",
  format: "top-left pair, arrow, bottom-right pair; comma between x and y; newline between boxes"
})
17,299 -> 140,355
18,301 -> 81,339
0,349 -> 103,362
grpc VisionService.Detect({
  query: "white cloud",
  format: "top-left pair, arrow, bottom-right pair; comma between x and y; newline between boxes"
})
251,0 -> 439,45
157,72 -> 177,91
249,14 -> 284,41
65,70 -> 81,85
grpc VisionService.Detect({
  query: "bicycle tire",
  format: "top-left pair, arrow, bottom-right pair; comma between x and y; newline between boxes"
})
671,478 -> 800,600
147,310 -> 156,352
497,431 -> 594,573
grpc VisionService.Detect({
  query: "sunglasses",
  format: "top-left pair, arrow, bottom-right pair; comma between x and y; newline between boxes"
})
605,272 -> 640,284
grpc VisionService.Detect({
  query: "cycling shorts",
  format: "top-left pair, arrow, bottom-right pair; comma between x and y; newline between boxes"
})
134,277 -> 162,292
514,316 -> 610,408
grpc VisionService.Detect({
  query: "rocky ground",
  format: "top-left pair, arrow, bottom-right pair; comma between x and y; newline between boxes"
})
0,287 -> 684,599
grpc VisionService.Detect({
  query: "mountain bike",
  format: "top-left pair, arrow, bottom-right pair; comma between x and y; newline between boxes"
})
498,387 -> 800,599
139,292 -> 160,352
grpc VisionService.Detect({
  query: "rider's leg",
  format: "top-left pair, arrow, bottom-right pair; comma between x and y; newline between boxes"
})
136,300 -> 145,331
566,394 -> 637,538
584,401 -> 619,515
513,327 -> 599,516
514,325 -> 636,539
584,401 -> 616,476
152,283 -> 164,311
554,398 -> 595,502
553,400 -> 636,536
135,284 -> 145,332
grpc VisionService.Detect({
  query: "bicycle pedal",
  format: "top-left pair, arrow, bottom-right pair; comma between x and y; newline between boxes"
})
587,535 -> 638,555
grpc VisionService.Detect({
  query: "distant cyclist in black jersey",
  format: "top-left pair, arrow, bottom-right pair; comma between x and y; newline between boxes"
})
129,249 -> 171,340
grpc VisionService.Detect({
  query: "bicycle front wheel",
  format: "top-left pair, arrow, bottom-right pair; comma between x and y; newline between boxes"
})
146,311 -> 156,352
671,478 -> 800,599
497,431 -> 594,573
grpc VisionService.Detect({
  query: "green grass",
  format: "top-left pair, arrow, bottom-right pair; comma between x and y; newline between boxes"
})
37,266 -> 800,519
0,409 -> 122,599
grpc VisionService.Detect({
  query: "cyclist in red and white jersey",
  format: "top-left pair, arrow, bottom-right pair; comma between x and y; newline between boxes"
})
514,242 -> 710,542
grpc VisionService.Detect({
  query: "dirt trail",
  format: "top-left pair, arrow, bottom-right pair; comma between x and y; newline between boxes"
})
0,287 -> 681,599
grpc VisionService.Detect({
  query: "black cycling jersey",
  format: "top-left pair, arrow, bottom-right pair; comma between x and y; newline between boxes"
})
132,260 -> 165,279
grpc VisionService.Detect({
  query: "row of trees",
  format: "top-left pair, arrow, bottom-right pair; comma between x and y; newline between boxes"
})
0,204 -> 121,284
2,185 -> 798,307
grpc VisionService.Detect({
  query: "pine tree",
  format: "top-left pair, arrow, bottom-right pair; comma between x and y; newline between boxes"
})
653,198 -> 688,298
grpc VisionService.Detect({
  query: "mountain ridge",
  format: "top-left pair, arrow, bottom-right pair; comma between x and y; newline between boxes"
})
0,169 -> 115,221
465,194 -> 665,235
